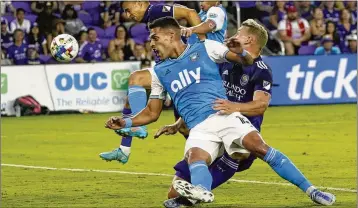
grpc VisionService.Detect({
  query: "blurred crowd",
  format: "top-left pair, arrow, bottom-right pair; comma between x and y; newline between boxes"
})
1,1 -> 357,66
239,1 -> 357,55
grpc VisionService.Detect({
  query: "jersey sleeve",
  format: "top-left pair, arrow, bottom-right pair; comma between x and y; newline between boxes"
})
206,6 -> 226,32
149,69 -> 166,100
149,5 -> 174,21
253,61 -> 273,94
204,39 -> 229,63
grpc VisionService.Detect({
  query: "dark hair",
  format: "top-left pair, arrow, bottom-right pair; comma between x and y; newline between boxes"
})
325,20 -> 337,34
16,8 -> 25,14
87,27 -> 96,33
62,5 -> 78,20
148,17 -> 180,30
325,20 -> 340,45
115,25 -> 129,40
76,30 -> 88,41
13,29 -> 23,38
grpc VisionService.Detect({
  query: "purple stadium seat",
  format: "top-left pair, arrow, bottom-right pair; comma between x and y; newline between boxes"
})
3,14 -> 14,24
25,14 -> 38,24
12,2 -> 31,13
90,26 -> 105,38
82,1 -> 100,11
78,12 -> 93,25
92,13 -> 100,26
39,54 -> 51,63
129,23 -> 149,45
298,45 -> 317,55
104,26 -> 116,38
101,38 -> 111,50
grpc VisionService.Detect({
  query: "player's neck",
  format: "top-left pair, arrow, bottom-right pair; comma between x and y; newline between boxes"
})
246,48 -> 260,59
170,42 -> 187,59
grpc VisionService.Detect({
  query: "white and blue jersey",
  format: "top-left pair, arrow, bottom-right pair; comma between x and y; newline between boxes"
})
198,5 -> 227,43
150,40 -> 229,129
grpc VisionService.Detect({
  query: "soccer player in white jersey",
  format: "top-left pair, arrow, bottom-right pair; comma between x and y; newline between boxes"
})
105,17 -> 336,205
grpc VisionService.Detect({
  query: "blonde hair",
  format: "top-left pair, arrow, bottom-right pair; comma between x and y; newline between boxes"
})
241,19 -> 268,50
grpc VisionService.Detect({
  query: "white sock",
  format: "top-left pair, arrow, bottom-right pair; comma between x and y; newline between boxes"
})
120,145 -> 131,156
305,185 -> 317,196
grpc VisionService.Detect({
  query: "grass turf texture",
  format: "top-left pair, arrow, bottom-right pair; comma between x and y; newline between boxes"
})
1,104 -> 356,207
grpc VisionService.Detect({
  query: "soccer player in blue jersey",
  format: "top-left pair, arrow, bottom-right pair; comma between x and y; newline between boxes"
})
99,1 -> 254,164
105,17 -> 336,206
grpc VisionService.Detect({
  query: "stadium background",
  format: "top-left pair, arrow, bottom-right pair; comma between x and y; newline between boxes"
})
1,1 -> 357,208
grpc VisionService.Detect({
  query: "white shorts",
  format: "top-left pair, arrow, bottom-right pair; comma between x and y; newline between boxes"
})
184,112 -> 258,164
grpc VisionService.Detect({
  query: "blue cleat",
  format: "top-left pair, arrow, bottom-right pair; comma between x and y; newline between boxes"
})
99,148 -> 129,164
310,189 -> 336,206
115,126 -> 148,139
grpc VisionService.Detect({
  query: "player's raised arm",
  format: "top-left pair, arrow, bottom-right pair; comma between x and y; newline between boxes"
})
204,39 -> 254,65
173,5 -> 201,27
181,3 -> 225,37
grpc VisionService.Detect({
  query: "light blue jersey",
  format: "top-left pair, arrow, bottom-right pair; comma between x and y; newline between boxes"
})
150,40 -> 230,129
198,5 -> 227,43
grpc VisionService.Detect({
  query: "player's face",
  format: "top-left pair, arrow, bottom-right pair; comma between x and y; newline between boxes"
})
149,28 -> 173,60
234,26 -> 252,47
123,2 -> 145,22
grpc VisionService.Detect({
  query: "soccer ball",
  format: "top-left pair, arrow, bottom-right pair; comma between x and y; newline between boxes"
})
50,34 -> 79,62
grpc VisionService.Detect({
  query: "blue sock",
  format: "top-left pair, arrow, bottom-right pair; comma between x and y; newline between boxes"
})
189,161 -> 212,191
264,147 -> 312,193
128,85 -> 147,115
120,108 -> 132,147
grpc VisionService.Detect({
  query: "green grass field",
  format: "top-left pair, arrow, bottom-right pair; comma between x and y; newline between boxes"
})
1,104 -> 356,208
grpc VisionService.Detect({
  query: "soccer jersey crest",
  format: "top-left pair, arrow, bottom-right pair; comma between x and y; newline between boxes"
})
190,52 -> 199,61
162,5 -> 171,12
240,74 -> 249,86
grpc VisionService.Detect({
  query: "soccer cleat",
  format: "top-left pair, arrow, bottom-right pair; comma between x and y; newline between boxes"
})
115,126 -> 148,139
173,180 -> 214,203
310,189 -> 336,206
99,148 -> 129,164
163,196 -> 197,208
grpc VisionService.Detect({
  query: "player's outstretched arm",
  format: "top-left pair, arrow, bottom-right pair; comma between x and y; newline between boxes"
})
105,99 -> 163,130
213,91 -> 271,116
181,6 -> 225,38
173,5 -> 205,40
205,39 -> 254,66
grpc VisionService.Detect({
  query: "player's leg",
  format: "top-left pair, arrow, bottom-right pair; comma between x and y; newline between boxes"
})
172,129 -> 221,203
99,99 -> 132,163
117,69 -> 152,138
225,113 -> 336,206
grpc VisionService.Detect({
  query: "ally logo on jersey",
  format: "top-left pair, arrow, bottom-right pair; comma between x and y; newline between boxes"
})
171,67 -> 201,92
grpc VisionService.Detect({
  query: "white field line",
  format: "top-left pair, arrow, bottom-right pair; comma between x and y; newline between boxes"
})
2,163 -> 356,193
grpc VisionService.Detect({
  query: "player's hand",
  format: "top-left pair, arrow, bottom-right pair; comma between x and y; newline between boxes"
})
225,37 -> 244,54
154,124 -> 179,139
180,26 -> 193,38
105,116 -> 125,130
213,99 -> 239,115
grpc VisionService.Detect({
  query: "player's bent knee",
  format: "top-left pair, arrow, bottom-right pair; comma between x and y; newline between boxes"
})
128,70 -> 151,88
185,147 -> 211,165
242,131 -> 270,159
